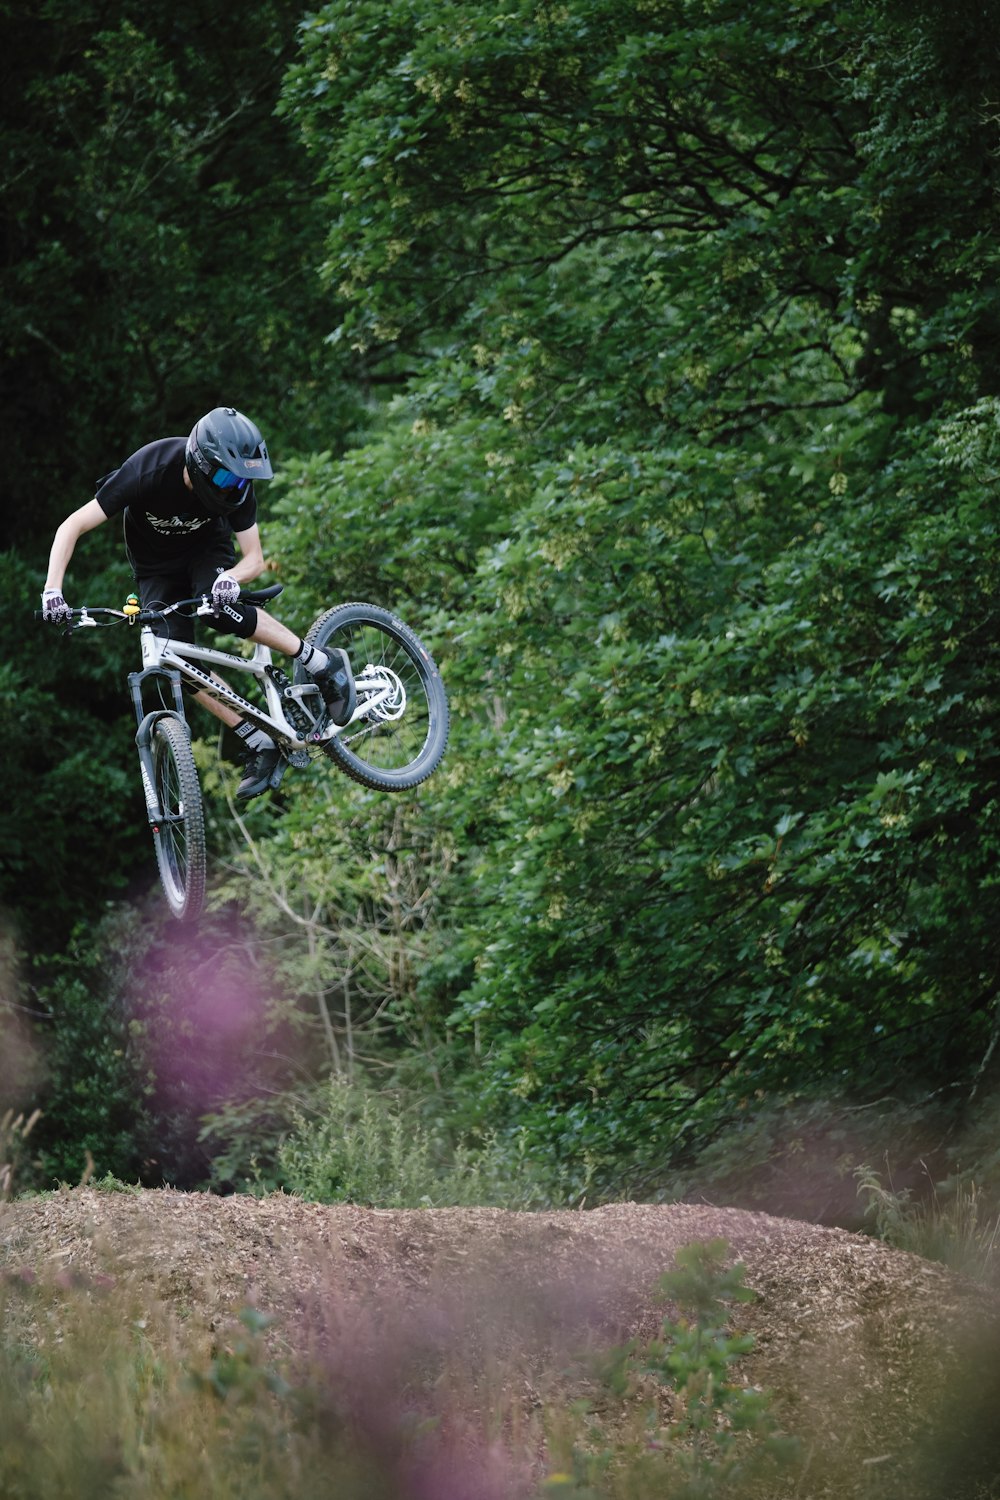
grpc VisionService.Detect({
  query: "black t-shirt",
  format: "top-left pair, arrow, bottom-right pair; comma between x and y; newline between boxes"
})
95,436 -> 257,574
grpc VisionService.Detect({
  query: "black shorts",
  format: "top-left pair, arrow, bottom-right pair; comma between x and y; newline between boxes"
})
133,538 -> 238,644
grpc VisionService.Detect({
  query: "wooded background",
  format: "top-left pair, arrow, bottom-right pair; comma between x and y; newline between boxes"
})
3,0 -> 1000,1215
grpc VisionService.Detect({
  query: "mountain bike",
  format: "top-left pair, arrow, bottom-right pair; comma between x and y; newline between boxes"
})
38,586 -> 449,922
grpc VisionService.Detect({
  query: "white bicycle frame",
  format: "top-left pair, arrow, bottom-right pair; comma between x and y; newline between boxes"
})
59,592 -> 429,853
138,624 -> 327,752
124,597 -> 403,755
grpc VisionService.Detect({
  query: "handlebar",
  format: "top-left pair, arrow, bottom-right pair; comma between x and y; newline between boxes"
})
35,583 -> 284,628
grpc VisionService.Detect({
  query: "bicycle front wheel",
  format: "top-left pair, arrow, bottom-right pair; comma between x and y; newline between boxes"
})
299,603 -> 449,792
150,714 -> 206,921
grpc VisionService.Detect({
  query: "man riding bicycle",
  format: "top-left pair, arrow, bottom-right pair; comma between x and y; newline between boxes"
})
41,406 -> 355,800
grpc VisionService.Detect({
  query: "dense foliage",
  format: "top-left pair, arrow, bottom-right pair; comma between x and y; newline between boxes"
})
3,0 -> 1000,1206
1,0 -> 368,936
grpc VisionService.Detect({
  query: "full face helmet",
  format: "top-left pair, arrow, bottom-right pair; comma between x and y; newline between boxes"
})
184,407 -> 273,515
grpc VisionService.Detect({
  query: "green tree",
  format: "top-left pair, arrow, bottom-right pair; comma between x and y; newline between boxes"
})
272,0 -> 1000,1189
2,1 -> 364,553
1,0 -> 374,946
10,0 -> 1000,1194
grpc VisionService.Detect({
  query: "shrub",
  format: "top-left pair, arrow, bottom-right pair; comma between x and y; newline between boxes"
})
855,1163 -> 1000,1282
278,1073 -> 555,1209
545,1239 -> 799,1498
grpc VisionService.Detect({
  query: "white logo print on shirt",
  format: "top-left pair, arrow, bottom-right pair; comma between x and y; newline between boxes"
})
145,513 -> 210,534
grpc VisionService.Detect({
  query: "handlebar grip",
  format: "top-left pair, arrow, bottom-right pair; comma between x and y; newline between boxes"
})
33,610 -> 44,621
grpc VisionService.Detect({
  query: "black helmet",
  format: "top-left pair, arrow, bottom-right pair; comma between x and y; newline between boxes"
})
185,406 -> 273,515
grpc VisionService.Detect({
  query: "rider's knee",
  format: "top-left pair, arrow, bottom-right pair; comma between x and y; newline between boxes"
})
205,601 -> 258,639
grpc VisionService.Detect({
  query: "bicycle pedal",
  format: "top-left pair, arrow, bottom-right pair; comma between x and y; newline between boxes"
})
267,758 -> 290,791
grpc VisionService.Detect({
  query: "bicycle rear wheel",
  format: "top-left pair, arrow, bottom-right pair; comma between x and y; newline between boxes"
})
150,714 -> 206,921
299,603 -> 449,792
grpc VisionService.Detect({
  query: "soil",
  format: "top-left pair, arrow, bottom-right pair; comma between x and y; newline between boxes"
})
3,1189 -> 1000,1497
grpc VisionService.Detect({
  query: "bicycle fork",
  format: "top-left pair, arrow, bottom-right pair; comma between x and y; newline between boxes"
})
134,711 -> 179,831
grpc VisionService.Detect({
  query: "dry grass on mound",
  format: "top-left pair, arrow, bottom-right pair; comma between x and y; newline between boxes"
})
3,1190 -> 1000,1498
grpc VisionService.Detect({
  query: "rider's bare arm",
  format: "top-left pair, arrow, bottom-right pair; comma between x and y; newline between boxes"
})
224,524 -> 266,588
45,499 -> 108,591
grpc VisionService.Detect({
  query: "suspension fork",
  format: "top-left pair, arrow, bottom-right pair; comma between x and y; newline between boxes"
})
128,663 -> 187,729
127,665 -> 191,827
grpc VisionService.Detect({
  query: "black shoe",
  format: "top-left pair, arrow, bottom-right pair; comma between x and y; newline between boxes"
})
312,648 -> 356,726
236,744 -> 283,801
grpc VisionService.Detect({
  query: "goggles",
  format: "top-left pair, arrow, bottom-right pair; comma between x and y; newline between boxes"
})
211,467 -> 251,493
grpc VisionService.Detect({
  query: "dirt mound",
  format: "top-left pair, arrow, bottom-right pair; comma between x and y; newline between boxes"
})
3,1190 -> 999,1495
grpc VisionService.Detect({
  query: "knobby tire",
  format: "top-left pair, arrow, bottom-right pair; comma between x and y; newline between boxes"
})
151,714 -> 206,921
299,603 -> 449,792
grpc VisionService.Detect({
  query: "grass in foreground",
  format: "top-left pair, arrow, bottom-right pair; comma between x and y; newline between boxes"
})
0,1237 -> 801,1500
3,1216 -> 1000,1500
